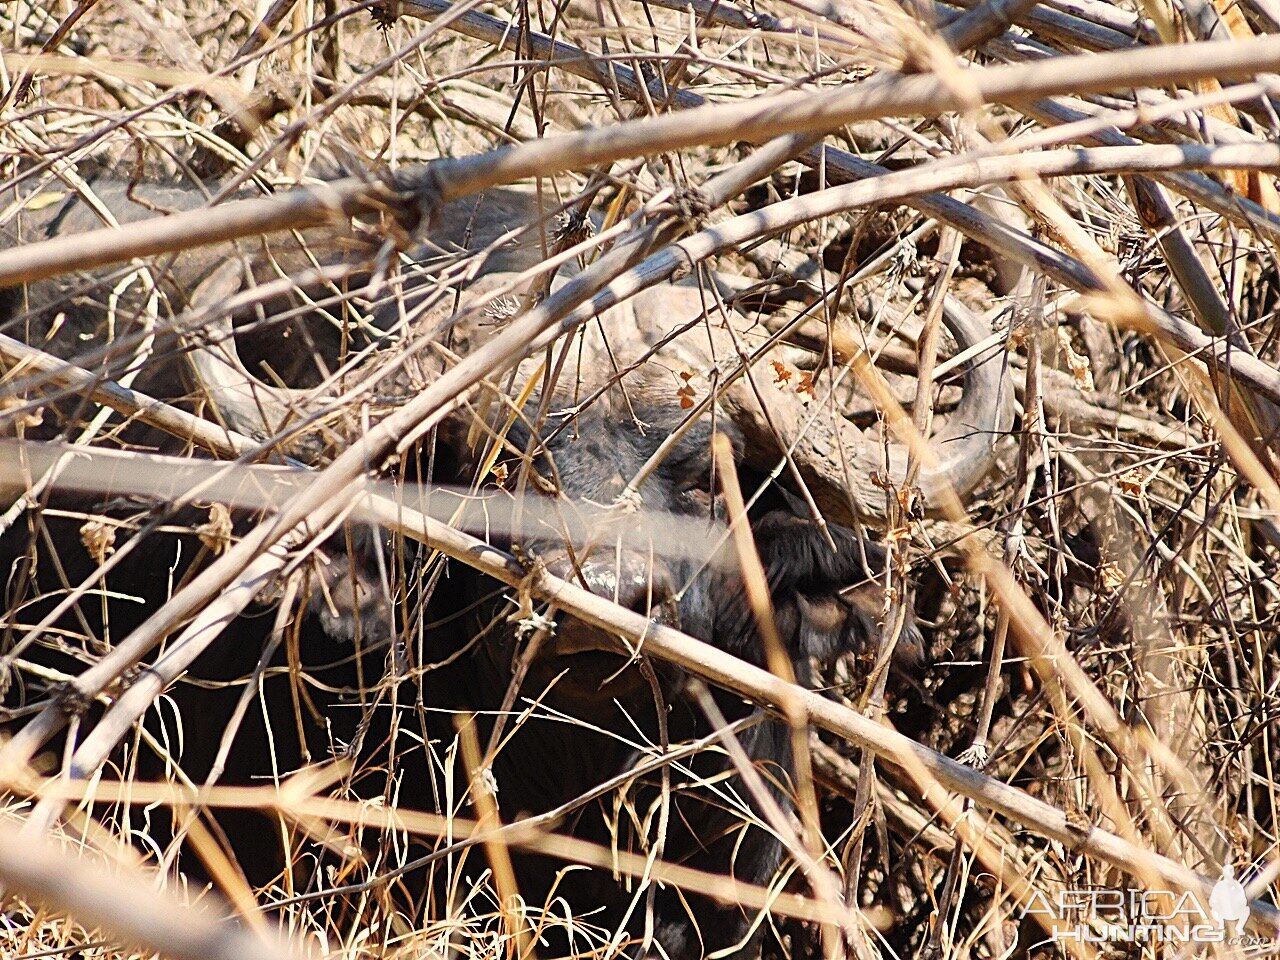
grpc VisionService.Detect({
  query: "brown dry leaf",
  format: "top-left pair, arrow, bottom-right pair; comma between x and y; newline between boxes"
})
196,503 -> 232,554
1056,328 -> 1094,392
506,558 -> 555,637
1098,561 -> 1125,594
1117,468 -> 1146,497
677,371 -> 697,409
895,484 -> 921,519
80,519 -> 116,565
0,396 -> 44,430
770,359 -> 792,387
796,371 -> 816,399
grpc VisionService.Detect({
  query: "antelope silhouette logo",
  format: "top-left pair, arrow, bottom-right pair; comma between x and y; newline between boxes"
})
1209,864 -> 1250,935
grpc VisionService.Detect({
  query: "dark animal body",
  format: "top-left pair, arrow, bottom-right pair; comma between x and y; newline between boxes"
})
0,175 -> 1004,957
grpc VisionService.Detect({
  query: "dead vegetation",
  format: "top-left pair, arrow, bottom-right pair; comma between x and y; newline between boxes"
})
2,0 -> 1280,958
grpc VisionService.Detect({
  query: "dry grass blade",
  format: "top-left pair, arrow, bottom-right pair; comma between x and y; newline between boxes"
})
0,820 -> 308,960
3,38 -> 1280,284
6,435 -> 1271,929
4,0 -> 1280,957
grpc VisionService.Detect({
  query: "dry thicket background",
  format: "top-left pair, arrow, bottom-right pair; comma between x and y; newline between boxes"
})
2,0 -> 1280,958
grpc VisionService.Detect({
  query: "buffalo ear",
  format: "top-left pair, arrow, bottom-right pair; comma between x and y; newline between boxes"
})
792,594 -> 865,662
788,589 -> 928,672
840,581 -> 928,670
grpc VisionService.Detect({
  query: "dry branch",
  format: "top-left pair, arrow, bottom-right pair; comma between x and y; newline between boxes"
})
5,0 -> 1280,955
2,437 -> 1277,933
0,822 -> 308,960
3,34 -> 1280,285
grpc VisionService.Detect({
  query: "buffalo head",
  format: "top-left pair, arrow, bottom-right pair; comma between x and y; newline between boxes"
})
184,215 -> 1008,696
2,176 -> 1011,958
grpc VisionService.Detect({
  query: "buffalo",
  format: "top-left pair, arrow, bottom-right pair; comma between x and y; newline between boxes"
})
0,173 -> 1009,957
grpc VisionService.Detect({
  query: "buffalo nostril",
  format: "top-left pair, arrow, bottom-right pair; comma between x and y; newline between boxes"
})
536,551 -> 679,660
583,560 -> 674,617
619,570 -> 675,617
540,549 -> 675,618
609,552 -> 676,618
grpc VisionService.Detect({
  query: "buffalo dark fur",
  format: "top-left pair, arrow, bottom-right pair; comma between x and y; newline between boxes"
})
0,176 -> 963,959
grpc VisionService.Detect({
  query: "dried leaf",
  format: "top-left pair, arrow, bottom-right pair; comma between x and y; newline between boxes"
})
1056,328 -> 1094,392
80,519 -> 116,565
1098,561 -> 1125,593
196,503 -> 232,554
0,396 -> 44,430
1117,468 -> 1146,497
26,191 -> 67,212
796,371 -> 816,399
675,371 -> 698,408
